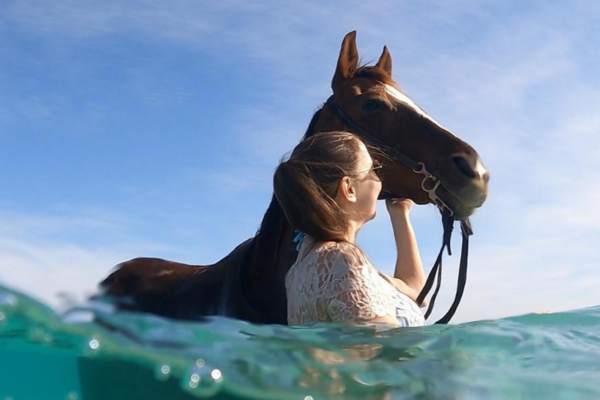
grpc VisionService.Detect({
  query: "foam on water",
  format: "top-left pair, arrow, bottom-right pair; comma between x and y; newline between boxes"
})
1,285 -> 599,400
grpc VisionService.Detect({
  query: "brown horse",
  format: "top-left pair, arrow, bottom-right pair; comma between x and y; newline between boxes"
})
99,31 -> 489,325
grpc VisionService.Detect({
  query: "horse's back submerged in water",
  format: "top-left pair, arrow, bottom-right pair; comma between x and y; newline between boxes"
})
100,31 -> 489,325
101,239 -> 256,321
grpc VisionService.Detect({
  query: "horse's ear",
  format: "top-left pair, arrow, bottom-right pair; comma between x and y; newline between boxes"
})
376,45 -> 392,76
332,31 -> 359,90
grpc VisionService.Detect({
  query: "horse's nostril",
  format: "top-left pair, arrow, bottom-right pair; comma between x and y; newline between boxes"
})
452,155 -> 477,179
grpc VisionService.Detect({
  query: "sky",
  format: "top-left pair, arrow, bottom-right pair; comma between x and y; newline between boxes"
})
1,0 -> 599,324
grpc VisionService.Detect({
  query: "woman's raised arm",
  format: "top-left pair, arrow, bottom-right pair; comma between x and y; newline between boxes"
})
385,199 -> 426,304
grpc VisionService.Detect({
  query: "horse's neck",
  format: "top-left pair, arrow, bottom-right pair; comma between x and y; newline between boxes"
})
244,195 -> 296,322
244,104 -> 341,322
249,105 -> 340,276
249,107 -> 329,268
310,105 -> 344,137
251,195 -> 295,269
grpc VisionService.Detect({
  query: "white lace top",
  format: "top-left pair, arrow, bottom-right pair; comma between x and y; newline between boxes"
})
286,236 -> 425,327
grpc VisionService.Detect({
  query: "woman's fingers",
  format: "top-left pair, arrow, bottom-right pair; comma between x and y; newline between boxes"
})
386,198 -> 414,212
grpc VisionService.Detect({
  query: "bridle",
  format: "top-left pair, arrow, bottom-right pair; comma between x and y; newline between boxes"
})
325,95 -> 474,324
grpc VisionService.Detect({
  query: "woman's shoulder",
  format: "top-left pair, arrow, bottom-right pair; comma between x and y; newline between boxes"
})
315,240 -> 359,255
313,241 -> 370,271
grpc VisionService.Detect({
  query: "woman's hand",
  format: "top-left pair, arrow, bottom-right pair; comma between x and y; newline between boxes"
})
385,198 -> 413,216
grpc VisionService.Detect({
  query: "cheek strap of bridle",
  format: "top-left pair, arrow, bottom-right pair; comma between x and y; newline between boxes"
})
325,95 -> 474,324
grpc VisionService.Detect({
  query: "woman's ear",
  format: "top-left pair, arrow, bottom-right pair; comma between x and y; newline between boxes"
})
338,177 -> 357,203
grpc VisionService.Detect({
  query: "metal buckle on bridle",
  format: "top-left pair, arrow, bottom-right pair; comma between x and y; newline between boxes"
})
412,162 -> 454,218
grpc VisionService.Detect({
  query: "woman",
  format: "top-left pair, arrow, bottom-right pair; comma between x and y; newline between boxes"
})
273,131 -> 426,327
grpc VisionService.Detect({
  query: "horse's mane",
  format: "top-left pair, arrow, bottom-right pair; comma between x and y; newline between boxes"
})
354,65 -> 397,87
245,107 -> 325,317
249,107 -> 323,253
302,107 -> 324,139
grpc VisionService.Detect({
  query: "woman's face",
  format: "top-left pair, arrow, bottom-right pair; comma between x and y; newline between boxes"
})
348,142 -> 382,222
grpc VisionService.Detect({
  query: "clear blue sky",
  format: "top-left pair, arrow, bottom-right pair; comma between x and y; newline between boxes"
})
1,0 -> 599,323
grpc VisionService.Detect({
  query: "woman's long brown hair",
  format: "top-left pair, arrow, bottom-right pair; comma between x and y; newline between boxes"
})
273,131 -> 364,242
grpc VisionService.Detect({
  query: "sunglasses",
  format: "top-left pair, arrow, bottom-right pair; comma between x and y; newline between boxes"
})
331,161 -> 384,197
353,161 -> 383,181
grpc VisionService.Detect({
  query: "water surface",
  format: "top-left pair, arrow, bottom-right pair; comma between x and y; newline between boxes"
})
1,285 -> 599,400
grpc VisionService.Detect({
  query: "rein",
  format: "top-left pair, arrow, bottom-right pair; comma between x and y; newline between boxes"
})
325,95 -> 473,324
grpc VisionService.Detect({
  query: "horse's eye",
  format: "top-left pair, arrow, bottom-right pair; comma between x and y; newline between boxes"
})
362,100 -> 384,112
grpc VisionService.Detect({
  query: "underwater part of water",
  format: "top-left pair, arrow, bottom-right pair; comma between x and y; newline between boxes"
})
1,284 -> 600,400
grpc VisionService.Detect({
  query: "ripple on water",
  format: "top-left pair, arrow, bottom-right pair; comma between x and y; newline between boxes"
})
1,285 -> 600,400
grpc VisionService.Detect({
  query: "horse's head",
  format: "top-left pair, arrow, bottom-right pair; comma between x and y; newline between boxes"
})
314,31 -> 489,218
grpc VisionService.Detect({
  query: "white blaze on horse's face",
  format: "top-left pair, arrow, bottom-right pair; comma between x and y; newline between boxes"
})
384,84 -> 489,180
384,84 -> 450,134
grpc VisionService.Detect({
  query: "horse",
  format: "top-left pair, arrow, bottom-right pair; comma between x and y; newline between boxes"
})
99,31 -> 489,325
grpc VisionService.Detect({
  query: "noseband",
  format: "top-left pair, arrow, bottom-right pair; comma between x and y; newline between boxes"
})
325,95 -> 473,324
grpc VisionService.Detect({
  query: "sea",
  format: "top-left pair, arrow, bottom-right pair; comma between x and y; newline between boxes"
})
1,284 -> 599,400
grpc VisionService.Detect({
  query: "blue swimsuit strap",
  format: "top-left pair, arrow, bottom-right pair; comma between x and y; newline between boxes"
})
293,230 -> 306,252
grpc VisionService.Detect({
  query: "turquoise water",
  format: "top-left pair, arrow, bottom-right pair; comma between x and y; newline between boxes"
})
1,285 -> 599,400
